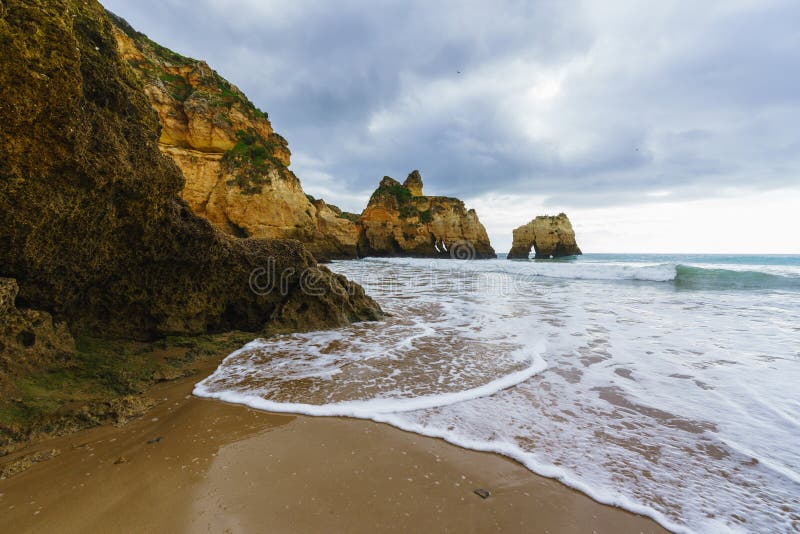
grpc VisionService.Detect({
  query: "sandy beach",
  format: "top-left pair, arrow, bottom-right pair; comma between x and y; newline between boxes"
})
0,356 -> 666,533
3,1 -> 798,532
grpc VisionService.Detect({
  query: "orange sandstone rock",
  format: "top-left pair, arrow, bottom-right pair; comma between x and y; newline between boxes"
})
507,214 -> 582,259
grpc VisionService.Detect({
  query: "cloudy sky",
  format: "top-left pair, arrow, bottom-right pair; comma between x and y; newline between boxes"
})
105,0 -> 800,253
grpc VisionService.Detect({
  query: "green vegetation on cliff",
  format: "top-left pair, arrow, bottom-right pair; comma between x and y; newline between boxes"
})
0,0 -> 381,453
371,182 -> 413,205
337,211 -> 361,222
0,331 -> 253,454
399,204 -> 419,219
223,129 -> 291,194
106,10 -> 268,120
1,0 -> 379,339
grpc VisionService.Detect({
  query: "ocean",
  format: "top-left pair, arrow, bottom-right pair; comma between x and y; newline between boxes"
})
194,254 -> 800,533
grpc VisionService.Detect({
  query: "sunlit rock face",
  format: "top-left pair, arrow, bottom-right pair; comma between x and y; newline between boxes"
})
358,172 -> 496,259
110,15 -> 359,260
0,0 -> 381,341
507,214 -> 582,259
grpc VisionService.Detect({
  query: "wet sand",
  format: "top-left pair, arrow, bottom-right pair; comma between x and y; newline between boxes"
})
0,362 -> 667,533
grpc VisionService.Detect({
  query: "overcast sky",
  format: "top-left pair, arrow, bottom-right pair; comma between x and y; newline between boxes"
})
105,0 -> 800,253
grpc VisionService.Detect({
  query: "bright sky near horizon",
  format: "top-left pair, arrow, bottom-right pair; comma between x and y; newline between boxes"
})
104,0 -> 800,253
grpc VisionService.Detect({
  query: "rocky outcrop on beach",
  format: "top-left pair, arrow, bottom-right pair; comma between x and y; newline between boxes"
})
0,279 -> 76,391
507,214 -> 582,259
108,14 -> 359,260
358,172 -> 496,259
306,197 -> 361,259
0,0 -> 381,449
0,276 -> 78,447
0,0 -> 381,339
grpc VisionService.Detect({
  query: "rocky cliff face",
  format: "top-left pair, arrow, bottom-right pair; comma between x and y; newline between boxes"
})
507,214 -> 582,259
0,0 -> 381,340
0,279 -> 76,393
358,172 -> 496,259
108,14 -> 359,260
107,16 -> 500,263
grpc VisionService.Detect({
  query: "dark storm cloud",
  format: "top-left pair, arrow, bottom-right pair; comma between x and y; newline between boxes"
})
103,0 -> 800,211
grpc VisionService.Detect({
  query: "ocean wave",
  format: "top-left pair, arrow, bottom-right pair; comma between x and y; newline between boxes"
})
511,262 -> 678,282
193,342 -> 688,533
519,262 -> 800,290
674,264 -> 800,291
358,257 -> 800,290
196,256 -> 800,532
359,257 -> 678,282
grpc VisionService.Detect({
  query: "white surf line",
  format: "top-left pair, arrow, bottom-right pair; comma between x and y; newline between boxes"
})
194,339 -> 692,534
194,345 -> 548,418
370,412 -> 693,534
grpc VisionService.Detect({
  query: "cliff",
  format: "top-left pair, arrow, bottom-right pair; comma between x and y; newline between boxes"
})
0,279 -> 75,395
507,214 -> 582,259
108,13 -> 359,260
0,0 -> 380,338
358,172 -> 496,259
0,0 -> 380,448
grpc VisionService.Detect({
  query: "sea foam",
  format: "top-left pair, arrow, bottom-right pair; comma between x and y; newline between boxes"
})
196,255 -> 800,533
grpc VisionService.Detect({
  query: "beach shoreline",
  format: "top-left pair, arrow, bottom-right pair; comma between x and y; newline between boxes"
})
0,352 -> 667,533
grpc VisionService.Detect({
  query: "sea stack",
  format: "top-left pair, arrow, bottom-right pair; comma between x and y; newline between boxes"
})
507,213 -> 582,259
358,171 -> 496,259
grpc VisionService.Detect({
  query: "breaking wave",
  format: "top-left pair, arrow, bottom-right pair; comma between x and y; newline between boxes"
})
196,254 -> 800,532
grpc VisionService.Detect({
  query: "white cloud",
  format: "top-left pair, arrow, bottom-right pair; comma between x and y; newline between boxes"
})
104,0 -> 800,252
471,187 -> 800,254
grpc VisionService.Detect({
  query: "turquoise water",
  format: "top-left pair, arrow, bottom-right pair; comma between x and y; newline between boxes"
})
502,253 -> 800,291
577,253 -> 800,266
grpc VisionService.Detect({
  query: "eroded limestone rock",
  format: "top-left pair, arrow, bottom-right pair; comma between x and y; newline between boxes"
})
109,15 -> 358,260
507,214 -> 582,259
358,172 -> 496,259
0,0 -> 381,340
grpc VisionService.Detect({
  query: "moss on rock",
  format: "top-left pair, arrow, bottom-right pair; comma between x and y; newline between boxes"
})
0,0 -> 383,453
358,172 -> 496,259
223,129 -> 293,195
0,327 -> 256,453
106,9 -> 268,121
0,0 -> 380,342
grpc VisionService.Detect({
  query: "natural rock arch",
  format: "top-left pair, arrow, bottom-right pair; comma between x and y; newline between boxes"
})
507,214 -> 582,259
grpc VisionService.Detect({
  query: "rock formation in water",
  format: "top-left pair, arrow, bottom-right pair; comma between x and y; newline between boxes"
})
358,172 -> 496,259
108,13 -> 359,260
507,214 -> 582,259
0,0 -> 381,341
